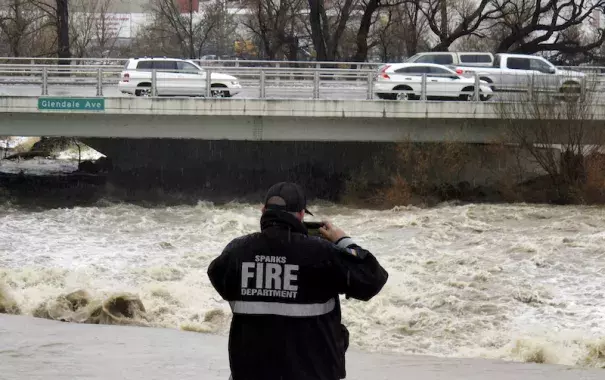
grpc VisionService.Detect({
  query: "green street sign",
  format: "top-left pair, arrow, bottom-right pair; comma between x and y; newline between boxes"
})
38,97 -> 105,111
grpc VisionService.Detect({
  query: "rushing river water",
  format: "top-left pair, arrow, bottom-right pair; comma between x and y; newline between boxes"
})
1,200 -> 605,371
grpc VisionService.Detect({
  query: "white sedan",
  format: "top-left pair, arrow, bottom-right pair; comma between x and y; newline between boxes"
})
373,63 -> 493,101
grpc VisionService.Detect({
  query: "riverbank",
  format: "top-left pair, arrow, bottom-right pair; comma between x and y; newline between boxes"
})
0,161 -> 496,209
1,313 -> 603,380
1,136 -> 604,209
0,156 -> 600,210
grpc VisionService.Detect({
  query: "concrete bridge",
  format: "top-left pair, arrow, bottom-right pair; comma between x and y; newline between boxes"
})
1,96 -> 603,144
1,95 -> 601,199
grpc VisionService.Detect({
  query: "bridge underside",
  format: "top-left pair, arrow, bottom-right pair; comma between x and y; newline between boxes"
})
80,138 -> 396,199
75,137 -> 550,202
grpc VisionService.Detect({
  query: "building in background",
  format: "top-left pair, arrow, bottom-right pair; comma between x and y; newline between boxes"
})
70,0 -> 250,40
175,0 -> 200,13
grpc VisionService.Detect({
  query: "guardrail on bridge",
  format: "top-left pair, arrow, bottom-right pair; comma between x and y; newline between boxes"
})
0,63 -> 602,102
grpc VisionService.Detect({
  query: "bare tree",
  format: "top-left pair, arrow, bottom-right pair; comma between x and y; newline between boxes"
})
373,8 -> 399,61
92,0 -> 122,57
307,0 -> 359,61
203,0 -> 238,57
242,0 -> 305,60
419,0 -> 504,51
352,0 -> 412,62
351,0 -> 384,61
0,0 -> 29,56
373,2 -> 430,61
492,0 -> 605,55
134,0 -> 235,58
31,0 -> 71,62
69,0 -> 121,58
496,78 -> 605,203
146,0 -> 200,58
0,0 -> 52,57
548,25 -> 598,65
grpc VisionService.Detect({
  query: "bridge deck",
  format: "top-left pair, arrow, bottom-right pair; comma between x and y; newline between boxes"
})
0,96 -> 502,119
0,96 -> 603,144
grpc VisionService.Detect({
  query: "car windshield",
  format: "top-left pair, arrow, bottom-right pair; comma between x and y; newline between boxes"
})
186,61 -> 202,70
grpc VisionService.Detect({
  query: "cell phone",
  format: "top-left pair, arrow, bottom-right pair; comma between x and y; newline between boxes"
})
304,221 -> 325,237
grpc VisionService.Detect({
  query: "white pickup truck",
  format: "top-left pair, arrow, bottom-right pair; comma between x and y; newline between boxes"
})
453,53 -> 586,93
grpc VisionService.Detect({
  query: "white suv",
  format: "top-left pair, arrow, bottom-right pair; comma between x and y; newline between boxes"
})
118,57 -> 242,97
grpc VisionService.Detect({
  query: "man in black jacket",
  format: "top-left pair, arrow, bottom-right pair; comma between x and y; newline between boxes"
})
207,182 -> 389,380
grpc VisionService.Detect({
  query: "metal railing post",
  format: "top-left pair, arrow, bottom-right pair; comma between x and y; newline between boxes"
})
420,74 -> 427,101
41,66 -> 48,95
260,70 -> 266,99
151,69 -> 158,96
367,71 -> 374,100
474,72 -> 480,101
528,74 -> 534,101
313,70 -> 320,99
205,68 -> 212,97
96,67 -> 103,96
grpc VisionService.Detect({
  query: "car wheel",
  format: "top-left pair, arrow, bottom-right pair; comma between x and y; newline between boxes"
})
459,86 -> 476,101
480,77 -> 495,92
396,92 -> 410,100
135,87 -> 151,97
210,86 -> 230,98
394,86 -> 413,100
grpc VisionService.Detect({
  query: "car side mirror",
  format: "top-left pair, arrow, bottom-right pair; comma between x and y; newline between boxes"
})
548,67 -> 556,74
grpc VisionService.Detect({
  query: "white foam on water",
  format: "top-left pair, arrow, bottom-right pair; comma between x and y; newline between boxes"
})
0,136 -> 104,175
1,201 -> 604,368
0,158 -> 80,174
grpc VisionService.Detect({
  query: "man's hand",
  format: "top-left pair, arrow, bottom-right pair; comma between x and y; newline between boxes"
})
319,220 -> 347,243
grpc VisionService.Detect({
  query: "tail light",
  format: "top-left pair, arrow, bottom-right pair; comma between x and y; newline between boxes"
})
379,64 -> 391,79
122,73 -> 130,82
455,68 -> 464,75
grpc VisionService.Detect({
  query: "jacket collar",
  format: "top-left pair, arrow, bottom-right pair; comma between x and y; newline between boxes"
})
260,209 -> 308,235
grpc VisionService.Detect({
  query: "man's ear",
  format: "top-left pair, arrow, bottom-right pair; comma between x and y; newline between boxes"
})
297,210 -> 305,221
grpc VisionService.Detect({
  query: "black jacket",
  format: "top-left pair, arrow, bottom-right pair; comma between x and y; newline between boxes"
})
207,210 -> 389,380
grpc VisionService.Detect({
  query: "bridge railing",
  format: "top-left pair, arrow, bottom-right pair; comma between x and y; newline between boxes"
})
3,56 -> 605,73
0,63 -> 602,102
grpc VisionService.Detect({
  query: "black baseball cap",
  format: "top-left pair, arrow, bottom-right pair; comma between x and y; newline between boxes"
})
263,182 -> 313,216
